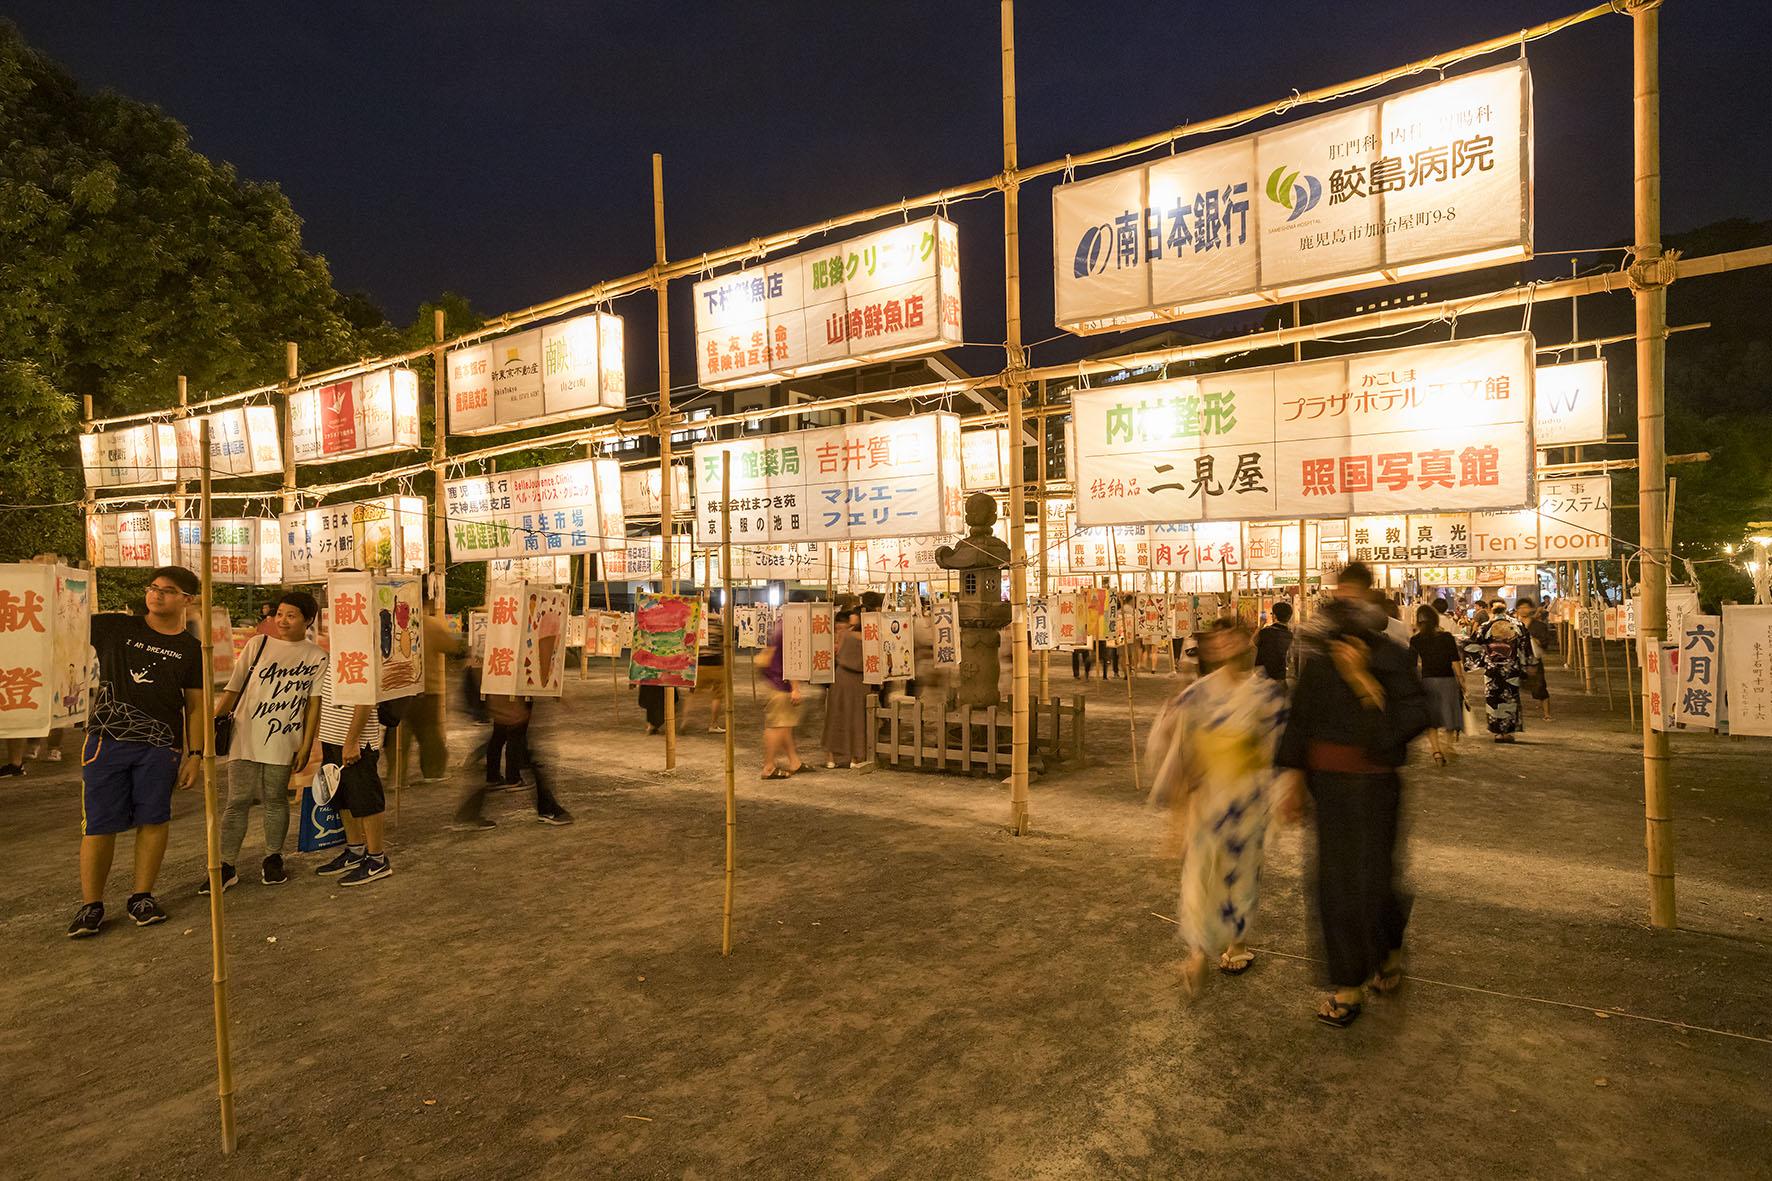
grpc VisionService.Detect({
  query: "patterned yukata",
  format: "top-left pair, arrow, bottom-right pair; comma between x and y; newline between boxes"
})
1146,669 -> 1289,958
1466,619 -> 1525,735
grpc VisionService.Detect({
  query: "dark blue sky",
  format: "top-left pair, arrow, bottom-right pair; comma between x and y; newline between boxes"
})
8,1 -> 1769,379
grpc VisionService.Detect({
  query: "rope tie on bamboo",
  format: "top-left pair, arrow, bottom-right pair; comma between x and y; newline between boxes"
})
1627,250 -> 1680,293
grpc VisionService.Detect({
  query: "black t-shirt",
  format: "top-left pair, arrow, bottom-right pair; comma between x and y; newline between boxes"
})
89,613 -> 203,748
1410,629 -> 1460,679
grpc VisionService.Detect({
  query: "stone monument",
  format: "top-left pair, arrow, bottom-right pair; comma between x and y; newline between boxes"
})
935,492 -> 1012,707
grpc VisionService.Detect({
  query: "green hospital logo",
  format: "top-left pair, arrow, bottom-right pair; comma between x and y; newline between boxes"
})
1265,166 -> 1323,222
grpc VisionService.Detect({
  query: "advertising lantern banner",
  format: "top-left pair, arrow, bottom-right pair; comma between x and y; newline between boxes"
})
445,312 -> 626,435
516,585 -> 568,697
1722,605 -> 1772,736
87,510 -> 180,569
289,368 -> 421,464
1027,597 -> 1055,651
444,458 -> 624,561
281,497 -> 428,582
694,413 -> 964,545
324,573 -> 425,708
1052,60 -> 1532,334
0,564 -> 92,739
628,593 -> 701,689
620,464 -> 692,519
1676,615 -> 1720,731
1533,359 -> 1607,448
694,216 -> 963,391
1071,333 -> 1535,526
79,425 -> 160,489
779,603 -> 812,681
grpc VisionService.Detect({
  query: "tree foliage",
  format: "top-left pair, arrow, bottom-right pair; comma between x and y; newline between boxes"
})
0,21 -> 418,570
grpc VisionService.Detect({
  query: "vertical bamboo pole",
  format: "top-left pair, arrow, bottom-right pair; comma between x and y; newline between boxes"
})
427,310 -> 451,760
196,419 -> 238,1154
720,451 -> 738,956
1579,560 -> 1594,692
174,376 -> 190,534
652,152 -> 678,768
601,555 -> 618,691
1111,531 -> 1140,794
1001,0 -> 1031,834
579,553 -> 591,681
1598,578 -> 1615,710
1036,381 -> 1050,701
80,397 -> 97,584
280,343 -> 298,516
1632,1 -> 1674,928
1622,558 -> 1638,726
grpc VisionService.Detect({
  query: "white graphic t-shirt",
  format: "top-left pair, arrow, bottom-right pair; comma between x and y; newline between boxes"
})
223,634 -> 327,765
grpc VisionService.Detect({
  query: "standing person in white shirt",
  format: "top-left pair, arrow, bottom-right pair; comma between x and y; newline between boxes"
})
312,644 -> 392,887
195,591 -> 327,893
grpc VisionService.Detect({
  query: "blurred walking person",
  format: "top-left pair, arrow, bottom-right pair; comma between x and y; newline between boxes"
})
756,613 -> 808,778
451,695 -> 572,829
1409,604 -> 1465,766
1517,598 -> 1553,722
1146,621 -> 1288,996
1277,561 -> 1429,1027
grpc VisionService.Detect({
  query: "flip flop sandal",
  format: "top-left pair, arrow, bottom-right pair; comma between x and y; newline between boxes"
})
1316,997 -> 1363,1028
1218,950 -> 1256,975
1369,965 -> 1405,995
760,769 -> 791,780
787,764 -> 815,775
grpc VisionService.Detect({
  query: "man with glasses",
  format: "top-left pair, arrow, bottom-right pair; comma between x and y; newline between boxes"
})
67,566 -> 205,937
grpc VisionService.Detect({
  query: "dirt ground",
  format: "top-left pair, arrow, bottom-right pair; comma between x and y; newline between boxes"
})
3,646 -> 1770,1180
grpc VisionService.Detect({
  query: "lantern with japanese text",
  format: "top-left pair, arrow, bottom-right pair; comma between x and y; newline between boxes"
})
446,311 -> 627,435
0,563 -> 93,738
324,572 -> 425,707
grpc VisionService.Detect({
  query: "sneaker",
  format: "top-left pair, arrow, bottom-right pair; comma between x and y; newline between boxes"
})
261,854 -> 287,885
196,863 -> 239,896
47,748 -> 63,762
338,854 -> 392,887
449,816 -> 497,831
484,773 -> 506,786
66,902 -> 104,938
536,809 -> 574,826
0,763 -> 24,777
315,847 -> 363,876
126,893 -> 167,926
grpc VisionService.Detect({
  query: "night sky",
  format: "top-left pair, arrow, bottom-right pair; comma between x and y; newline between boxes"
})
9,1 -> 1771,386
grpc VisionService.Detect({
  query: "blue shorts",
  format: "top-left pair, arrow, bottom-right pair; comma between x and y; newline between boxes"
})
81,735 -> 181,836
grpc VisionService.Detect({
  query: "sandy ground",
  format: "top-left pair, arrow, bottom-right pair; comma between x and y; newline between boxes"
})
2,648 -> 1769,1180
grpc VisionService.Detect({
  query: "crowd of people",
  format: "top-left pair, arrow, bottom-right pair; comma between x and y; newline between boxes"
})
56,560 -> 1564,970
1145,563 -> 1565,1027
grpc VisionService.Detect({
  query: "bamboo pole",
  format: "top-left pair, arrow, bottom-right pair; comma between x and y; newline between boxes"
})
81,396 -> 95,590
173,376 -> 189,533
196,419 -> 238,1154
653,152 -> 678,769
1632,0 -> 1675,929
1597,564 -> 1615,711
1001,0 -> 1031,834
720,451 -> 738,956
1622,558 -> 1637,726
1110,531 -> 1140,795
427,311 -> 451,761
280,343 -> 298,516
1036,380 -> 1050,702
600,556 -> 618,692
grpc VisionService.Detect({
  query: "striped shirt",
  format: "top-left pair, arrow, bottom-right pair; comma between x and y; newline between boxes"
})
315,661 -> 377,749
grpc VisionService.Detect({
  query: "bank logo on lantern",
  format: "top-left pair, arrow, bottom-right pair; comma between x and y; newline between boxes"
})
1264,166 -> 1322,222
1071,223 -> 1113,279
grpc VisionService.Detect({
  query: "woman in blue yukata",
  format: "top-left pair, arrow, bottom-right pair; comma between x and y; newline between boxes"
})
1146,619 -> 1290,997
